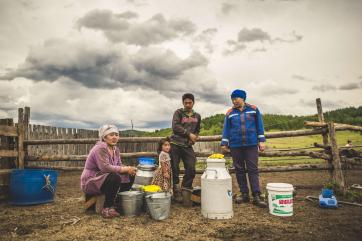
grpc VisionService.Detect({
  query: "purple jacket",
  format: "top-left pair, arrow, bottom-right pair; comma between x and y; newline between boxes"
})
80,141 -> 130,195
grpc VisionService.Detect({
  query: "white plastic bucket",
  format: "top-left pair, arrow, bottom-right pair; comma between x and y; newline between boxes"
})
266,183 -> 294,217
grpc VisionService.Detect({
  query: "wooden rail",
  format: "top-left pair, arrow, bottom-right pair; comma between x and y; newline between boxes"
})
23,128 -> 330,145
0,150 -> 18,158
0,126 -> 18,137
26,164 -> 362,173
305,121 -> 362,132
26,149 -> 331,162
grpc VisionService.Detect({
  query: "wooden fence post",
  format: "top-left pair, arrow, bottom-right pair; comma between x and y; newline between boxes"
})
316,98 -> 333,179
18,108 -> 25,169
24,107 -> 30,167
0,118 -> 15,200
327,122 -> 346,194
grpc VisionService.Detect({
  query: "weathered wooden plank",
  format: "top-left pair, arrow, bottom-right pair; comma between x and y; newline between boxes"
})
67,128 -> 72,156
74,128 -> 79,155
23,128 -> 331,146
45,126 -> 51,155
62,128 -> 67,156
328,122 -> 346,194
17,108 -> 25,169
34,125 -> 40,156
52,127 -> 57,155
26,148 -> 332,162
305,121 -> 362,131
26,164 -> 361,173
0,125 -> 18,137
0,118 -> 14,200
0,169 -> 13,175
0,150 -> 18,158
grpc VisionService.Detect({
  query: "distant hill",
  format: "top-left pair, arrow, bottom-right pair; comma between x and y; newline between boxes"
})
122,106 -> 362,137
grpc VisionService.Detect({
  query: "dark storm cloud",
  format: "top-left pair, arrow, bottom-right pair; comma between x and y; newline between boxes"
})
0,95 -> 17,111
77,10 -> 196,46
221,3 -> 237,15
225,28 -> 302,55
77,9 -> 131,31
312,84 -> 337,92
339,82 -> 361,90
131,48 -> 208,81
273,31 -> 303,43
117,11 -> 139,19
193,28 -> 218,53
31,111 -> 111,129
0,38 -> 226,104
0,39 -> 120,88
238,28 -> 272,43
292,74 -> 314,82
223,40 -> 246,56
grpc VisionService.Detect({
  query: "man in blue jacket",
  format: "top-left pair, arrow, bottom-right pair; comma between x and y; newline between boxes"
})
221,89 -> 267,207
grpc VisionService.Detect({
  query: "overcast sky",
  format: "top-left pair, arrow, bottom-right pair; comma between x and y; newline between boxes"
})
0,0 -> 361,130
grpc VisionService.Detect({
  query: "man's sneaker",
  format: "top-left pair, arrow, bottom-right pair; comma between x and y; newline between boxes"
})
235,193 -> 250,204
252,194 -> 267,208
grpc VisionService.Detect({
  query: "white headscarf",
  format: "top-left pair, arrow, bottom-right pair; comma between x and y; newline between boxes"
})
99,124 -> 119,141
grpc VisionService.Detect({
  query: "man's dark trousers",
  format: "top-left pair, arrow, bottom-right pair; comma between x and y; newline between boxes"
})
170,143 -> 196,189
230,146 -> 261,195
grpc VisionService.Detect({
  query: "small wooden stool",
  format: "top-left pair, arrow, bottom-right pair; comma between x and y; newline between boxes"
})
84,194 -> 105,214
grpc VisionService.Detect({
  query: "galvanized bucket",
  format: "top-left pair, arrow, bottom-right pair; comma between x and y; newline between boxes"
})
118,190 -> 143,216
146,192 -> 171,220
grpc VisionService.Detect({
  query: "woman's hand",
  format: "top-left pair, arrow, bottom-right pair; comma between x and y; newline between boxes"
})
121,166 -> 137,176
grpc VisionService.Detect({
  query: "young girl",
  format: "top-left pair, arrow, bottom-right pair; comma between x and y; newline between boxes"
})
151,137 -> 173,194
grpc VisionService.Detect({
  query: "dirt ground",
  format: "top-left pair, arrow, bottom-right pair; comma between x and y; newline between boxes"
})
0,170 -> 361,241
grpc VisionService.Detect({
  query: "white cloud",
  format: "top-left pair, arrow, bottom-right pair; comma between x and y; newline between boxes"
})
0,0 -> 361,129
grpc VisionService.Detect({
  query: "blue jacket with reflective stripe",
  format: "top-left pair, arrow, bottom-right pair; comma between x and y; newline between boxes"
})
221,104 -> 266,148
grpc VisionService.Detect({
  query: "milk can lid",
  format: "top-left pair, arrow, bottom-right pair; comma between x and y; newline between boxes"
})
206,158 -> 226,163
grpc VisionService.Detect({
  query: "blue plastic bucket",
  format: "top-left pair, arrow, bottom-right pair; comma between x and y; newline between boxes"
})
138,157 -> 155,166
10,169 -> 58,205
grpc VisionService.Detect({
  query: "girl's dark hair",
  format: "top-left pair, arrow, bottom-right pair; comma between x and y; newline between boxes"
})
157,137 -> 171,154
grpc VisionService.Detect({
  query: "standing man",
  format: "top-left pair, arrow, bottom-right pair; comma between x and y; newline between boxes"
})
170,93 -> 201,198
221,89 -> 267,208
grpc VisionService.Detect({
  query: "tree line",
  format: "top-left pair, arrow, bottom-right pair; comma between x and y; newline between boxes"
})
121,106 -> 362,137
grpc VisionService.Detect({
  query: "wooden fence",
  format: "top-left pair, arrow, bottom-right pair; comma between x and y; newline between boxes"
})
1,98 -> 361,200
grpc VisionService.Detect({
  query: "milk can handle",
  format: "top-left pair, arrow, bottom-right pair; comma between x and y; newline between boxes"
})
205,169 -> 218,179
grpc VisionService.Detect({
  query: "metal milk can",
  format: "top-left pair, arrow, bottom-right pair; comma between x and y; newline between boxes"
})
134,164 -> 156,186
201,155 -> 233,219
133,158 -> 156,186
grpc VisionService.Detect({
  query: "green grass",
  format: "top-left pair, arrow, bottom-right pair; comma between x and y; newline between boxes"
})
197,131 -> 362,168
265,130 -> 362,149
